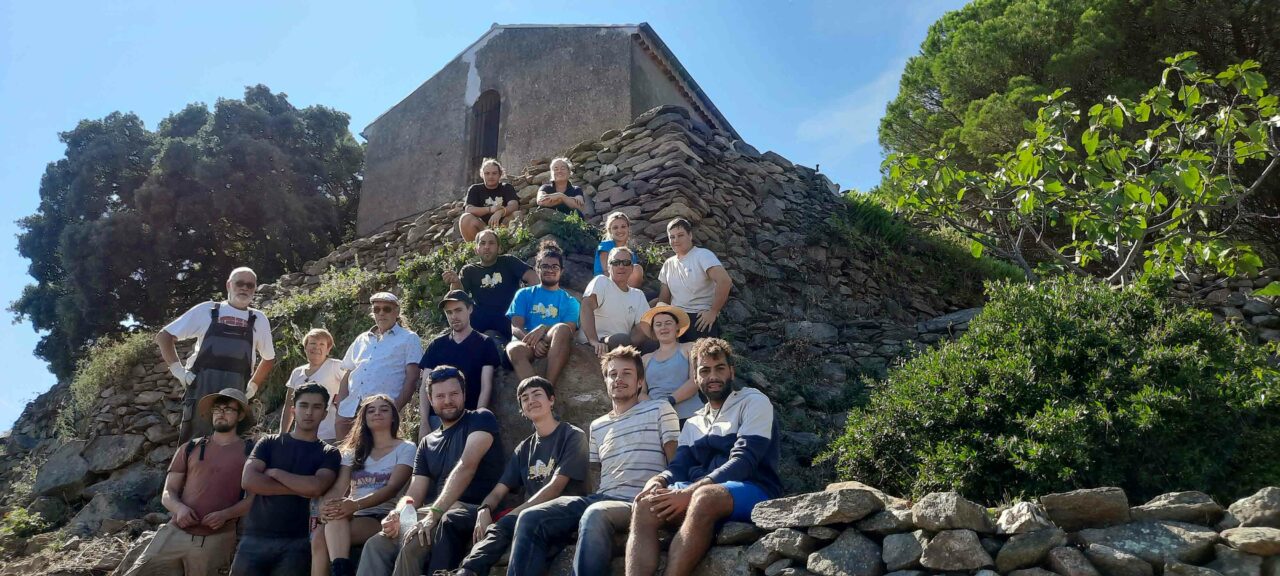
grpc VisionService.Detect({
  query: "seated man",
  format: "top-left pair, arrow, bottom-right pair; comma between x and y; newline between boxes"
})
535,157 -> 586,218
446,377 -> 588,576
506,240 -> 580,385
356,367 -> 505,576
232,383 -> 342,576
443,228 -> 538,343
458,158 -> 520,242
419,290 -> 501,436
581,246 -> 652,356
657,218 -> 733,343
120,389 -> 254,575
626,338 -> 782,576
507,346 -> 680,576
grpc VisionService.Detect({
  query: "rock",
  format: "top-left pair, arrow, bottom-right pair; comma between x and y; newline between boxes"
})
764,528 -> 822,561
768,558 -> 798,576
999,501 -> 1056,534
753,488 -> 884,529
1166,563 -> 1226,576
33,440 -> 90,497
1229,488 -> 1280,528
717,521 -> 765,545
114,530 -> 157,576
1131,492 -> 1224,525
997,528 -> 1068,573
1084,544 -> 1154,576
749,538 -> 785,570
1041,487 -> 1131,531
807,529 -> 883,576
1265,557 -> 1279,576
492,345 -> 610,456
26,496 -> 72,526
824,481 -> 912,509
83,434 -> 147,473
784,321 -> 839,344
1222,527 -> 1280,556
916,307 -> 983,333
144,512 -> 170,525
809,526 -> 842,541
692,545 -> 749,576
982,536 -> 1006,557
882,530 -> 929,571
68,492 -> 147,535
1207,543 -> 1263,576
884,572 -> 927,576
912,491 -> 992,532
83,461 -> 164,500
22,532 -> 59,556
1078,521 -> 1218,567
919,529 -> 993,571
857,509 -> 916,535
1049,546 -> 1102,576
1012,569 -> 1062,576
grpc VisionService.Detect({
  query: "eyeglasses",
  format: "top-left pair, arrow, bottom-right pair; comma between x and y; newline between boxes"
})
538,264 -> 562,271
428,367 -> 461,382
233,281 -> 257,290
211,406 -> 240,415
608,259 -> 633,267
372,305 -> 397,314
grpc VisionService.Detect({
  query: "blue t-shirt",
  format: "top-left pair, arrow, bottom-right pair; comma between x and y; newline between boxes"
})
593,239 -> 641,276
506,286 -> 581,331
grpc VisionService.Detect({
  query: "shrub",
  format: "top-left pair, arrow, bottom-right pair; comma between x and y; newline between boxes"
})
58,332 -> 154,438
0,508 -> 48,539
820,276 -> 1280,504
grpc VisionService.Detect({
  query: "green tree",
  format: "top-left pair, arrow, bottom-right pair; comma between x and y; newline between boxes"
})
11,85 -> 364,378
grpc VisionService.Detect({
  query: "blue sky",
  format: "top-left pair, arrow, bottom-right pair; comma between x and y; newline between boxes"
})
0,0 -> 966,430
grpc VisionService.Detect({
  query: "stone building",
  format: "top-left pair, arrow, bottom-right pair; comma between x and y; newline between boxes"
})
357,23 -> 739,235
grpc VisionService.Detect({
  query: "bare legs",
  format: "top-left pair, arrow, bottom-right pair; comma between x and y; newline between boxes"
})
311,516 -> 381,576
506,323 -> 575,385
626,484 -> 735,576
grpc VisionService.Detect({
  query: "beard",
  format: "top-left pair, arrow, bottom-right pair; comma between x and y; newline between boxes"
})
212,420 -> 237,433
540,277 -> 559,288
700,376 -> 734,403
435,405 -> 464,424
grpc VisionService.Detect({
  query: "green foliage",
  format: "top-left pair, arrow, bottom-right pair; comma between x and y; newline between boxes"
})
11,85 -> 365,378
57,332 -> 154,438
821,276 -> 1280,504
886,56 -> 1280,285
0,509 -> 48,539
537,211 -> 601,257
815,193 -> 911,250
396,224 -> 531,329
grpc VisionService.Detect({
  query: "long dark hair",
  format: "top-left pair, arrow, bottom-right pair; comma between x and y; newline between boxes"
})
339,394 -> 401,472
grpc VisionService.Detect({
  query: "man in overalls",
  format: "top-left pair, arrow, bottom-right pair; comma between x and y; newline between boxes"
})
158,266 -> 276,443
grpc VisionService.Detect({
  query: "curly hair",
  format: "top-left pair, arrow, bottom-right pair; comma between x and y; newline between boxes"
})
537,238 -> 564,265
689,337 -> 736,367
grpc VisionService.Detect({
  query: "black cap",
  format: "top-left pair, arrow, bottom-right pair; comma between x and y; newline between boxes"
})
438,289 -> 474,309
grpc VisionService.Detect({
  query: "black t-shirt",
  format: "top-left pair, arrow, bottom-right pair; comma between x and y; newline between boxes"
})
244,433 -> 341,538
419,330 -> 501,410
461,255 -> 531,315
464,183 -> 518,213
538,183 -> 585,217
499,421 -> 589,499
413,409 -> 505,505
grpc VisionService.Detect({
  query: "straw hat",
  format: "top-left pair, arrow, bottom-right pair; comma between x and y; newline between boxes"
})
641,305 -> 691,338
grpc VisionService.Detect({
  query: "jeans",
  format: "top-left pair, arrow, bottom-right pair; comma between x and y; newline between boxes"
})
355,504 -> 477,576
508,493 -> 631,576
229,534 -> 310,576
458,513 -> 518,574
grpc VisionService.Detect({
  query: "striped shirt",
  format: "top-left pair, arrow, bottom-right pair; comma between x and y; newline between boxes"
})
589,399 -> 680,500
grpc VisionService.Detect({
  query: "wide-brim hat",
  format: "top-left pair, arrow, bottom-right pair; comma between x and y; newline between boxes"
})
641,305 -> 691,338
196,388 -> 255,433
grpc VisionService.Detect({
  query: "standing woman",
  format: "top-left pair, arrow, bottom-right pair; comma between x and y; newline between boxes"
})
594,211 -> 644,288
458,158 -> 520,242
639,305 -> 703,426
310,394 -> 416,576
281,328 -> 345,442
536,157 -> 587,218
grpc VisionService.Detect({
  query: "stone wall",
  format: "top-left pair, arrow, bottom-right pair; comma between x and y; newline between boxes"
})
1172,269 -> 1280,343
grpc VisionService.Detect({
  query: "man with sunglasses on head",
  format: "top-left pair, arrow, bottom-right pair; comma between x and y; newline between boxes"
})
506,239 -> 580,386
333,292 -> 424,440
582,246 -> 652,356
419,290 -> 501,437
158,266 -> 277,444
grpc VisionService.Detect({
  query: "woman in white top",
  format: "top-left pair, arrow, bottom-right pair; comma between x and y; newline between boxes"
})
281,328 -> 345,442
311,394 -> 416,576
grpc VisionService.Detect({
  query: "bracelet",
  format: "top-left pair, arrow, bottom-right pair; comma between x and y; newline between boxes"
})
478,504 -> 492,515
429,506 -> 445,515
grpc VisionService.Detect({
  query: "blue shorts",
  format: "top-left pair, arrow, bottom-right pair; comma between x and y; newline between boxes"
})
671,481 -> 770,523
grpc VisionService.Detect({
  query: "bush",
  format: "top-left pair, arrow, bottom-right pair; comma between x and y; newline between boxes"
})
821,276 -> 1280,504
0,508 -> 48,539
58,332 -> 154,438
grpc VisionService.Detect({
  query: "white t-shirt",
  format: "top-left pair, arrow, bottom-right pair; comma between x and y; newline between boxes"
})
658,247 -> 724,313
341,440 -> 417,517
585,275 -> 651,339
162,301 -> 276,368
338,325 -> 424,418
287,358 -> 345,441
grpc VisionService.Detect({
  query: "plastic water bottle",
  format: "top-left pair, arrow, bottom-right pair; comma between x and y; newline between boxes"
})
398,498 -> 418,544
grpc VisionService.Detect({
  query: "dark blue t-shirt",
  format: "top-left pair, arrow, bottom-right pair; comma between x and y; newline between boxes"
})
244,433 -> 341,538
461,255 -> 531,316
419,330 -> 501,410
413,409 -> 505,505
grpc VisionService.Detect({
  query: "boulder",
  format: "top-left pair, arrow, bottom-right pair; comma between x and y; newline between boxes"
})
857,509 -> 916,535
1041,487 -> 1131,531
1229,488 -> 1280,529
1084,544 -> 1154,576
753,488 -> 884,529
763,528 -> 822,561
83,434 -> 147,473
809,526 -> 842,541
1131,492 -> 1224,525
67,492 -> 147,535
824,481 -> 911,509
749,538 -> 784,570
882,530 -> 929,571
693,545 -> 749,576
785,321 -> 839,344
767,558 -> 798,576
83,462 -> 164,501
1077,521 -> 1219,567
1049,546 -> 1102,576
492,345 -> 610,455
716,521 -> 765,545
884,572 -> 928,576
33,440 -> 91,497
1206,543 -> 1263,576
1221,527 -> 1280,556
1012,569 -> 1061,576
919,529 -> 993,571
1166,563 -> 1226,576
114,530 -> 157,575
26,497 -> 72,527
997,528 -> 1068,573
999,501 -> 1056,534
912,491 -> 992,532
807,529 -> 883,576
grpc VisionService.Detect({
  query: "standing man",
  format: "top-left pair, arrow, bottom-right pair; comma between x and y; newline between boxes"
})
157,266 -> 276,443
626,338 -> 782,576
356,367 -> 506,576
443,228 -> 538,343
120,389 -> 254,575
232,383 -> 342,575
506,240 -> 580,386
582,246 -> 652,355
657,219 -> 733,342
419,290 -> 501,436
334,292 -> 424,440
445,376 -> 588,576
506,346 -> 680,576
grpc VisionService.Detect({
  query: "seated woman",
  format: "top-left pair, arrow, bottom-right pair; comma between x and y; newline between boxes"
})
535,157 -> 586,218
594,211 -> 644,288
458,158 -> 519,241
311,394 -> 416,576
581,246 -> 651,356
640,305 -> 703,426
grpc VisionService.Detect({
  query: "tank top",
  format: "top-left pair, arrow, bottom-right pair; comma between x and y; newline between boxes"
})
644,348 -> 704,419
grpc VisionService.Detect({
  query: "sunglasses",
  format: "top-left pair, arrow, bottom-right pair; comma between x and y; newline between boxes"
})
609,259 -> 633,267
429,367 -> 461,381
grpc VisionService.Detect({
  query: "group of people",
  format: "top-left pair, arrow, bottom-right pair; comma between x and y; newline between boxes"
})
120,159 -> 773,576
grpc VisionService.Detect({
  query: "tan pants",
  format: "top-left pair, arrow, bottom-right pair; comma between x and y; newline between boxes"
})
119,522 -> 237,576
